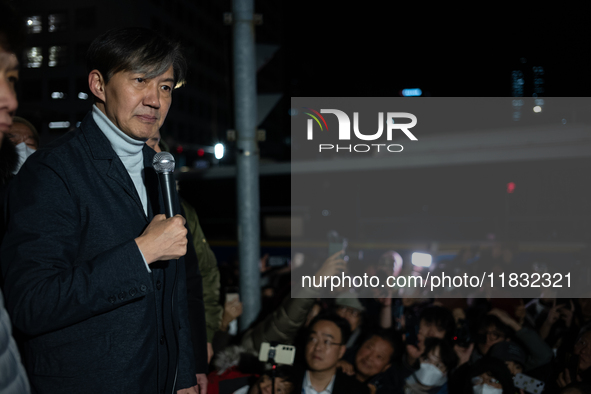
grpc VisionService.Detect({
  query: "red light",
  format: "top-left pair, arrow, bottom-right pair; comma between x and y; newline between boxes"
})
197,148 -> 204,157
176,145 -> 183,154
507,182 -> 515,194
454,336 -> 458,341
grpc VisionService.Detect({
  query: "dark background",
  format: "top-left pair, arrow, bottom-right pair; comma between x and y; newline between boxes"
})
10,1 -> 591,254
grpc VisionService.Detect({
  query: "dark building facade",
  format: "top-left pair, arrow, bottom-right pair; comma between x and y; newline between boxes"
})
15,0 -> 233,158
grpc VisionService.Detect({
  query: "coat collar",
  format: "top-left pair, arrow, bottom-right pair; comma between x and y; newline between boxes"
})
78,111 -> 161,220
80,111 -> 117,161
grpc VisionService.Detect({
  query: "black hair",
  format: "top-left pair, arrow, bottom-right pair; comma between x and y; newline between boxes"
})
0,1 -> 25,54
308,313 -> 352,345
422,337 -> 458,374
477,314 -> 514,339
12,116 -> 40,148
359,328 -> 402,364
420,306 -> 456,341
469,356 -> 514,394
86,27 -> 187,87
562,382 -> 591,394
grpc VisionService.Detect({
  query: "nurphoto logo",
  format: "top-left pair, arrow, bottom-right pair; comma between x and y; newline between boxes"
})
302,108 -> 418,153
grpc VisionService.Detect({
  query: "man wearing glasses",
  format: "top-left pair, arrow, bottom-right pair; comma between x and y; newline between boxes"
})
294,314 -> 370,394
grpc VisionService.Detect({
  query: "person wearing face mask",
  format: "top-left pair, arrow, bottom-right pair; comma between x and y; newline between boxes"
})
468,357 -> 515,394
6,116 -> 38,150
5,116 -> 38,175
404,337 -> 458,394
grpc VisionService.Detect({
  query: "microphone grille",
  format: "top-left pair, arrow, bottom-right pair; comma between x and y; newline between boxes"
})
153,152 -> 176,174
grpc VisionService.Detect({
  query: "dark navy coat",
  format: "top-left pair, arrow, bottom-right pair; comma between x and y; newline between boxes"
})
1,113 -> 198,393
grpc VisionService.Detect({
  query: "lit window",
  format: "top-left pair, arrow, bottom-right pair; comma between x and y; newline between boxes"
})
48,46 -> 68,67
25,47 -> 43,68
25,16 -> 42,34
48,14 -> 68,32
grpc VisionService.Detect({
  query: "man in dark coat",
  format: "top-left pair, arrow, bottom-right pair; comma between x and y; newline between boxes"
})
0,28 -> 207,394
292,314 -> 370,394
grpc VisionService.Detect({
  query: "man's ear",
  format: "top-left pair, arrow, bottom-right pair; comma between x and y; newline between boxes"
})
339,345 -> 346,360
88,70 -> 106,102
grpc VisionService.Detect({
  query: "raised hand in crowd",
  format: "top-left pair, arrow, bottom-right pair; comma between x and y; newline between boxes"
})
541,299 -> 575,340
336,359 -> 355,376
454,342 -> 474,368
557,368 -> 582,388
488,307 -> 522,332
377,291 -> 392,329
315,250 -> 348,281
514,298 -> 527,326
561,300 -> 575,328
220,298 -> 243,332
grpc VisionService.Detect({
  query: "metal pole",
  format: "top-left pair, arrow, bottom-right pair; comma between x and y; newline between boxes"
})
232,0 -> 261,331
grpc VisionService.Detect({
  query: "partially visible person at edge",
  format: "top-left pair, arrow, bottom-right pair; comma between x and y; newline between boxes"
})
5,116 -> 38,174
0,1 -> 31,392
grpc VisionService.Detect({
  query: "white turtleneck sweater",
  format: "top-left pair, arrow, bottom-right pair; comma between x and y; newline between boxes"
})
92,105 -> 151,272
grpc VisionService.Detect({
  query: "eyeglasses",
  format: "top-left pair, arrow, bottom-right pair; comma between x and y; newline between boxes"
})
575,338 -> 591,351
307,336 -> 342,349
472,376 -> 500,385
479,330 -> 504,341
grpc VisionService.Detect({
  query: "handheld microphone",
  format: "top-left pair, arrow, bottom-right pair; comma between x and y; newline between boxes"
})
152,152 -> 177,218
152,151 -> 181,392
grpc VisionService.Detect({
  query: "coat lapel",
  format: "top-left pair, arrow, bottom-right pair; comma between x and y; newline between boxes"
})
80,112 -> 147,220
143,145 -> 160,221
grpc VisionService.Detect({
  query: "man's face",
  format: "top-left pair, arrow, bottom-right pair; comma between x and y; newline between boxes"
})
249,375 -> 292,394
574,331 -> 591,371
0,46 -> 19,141
7,122 -> 36,149
97,65 -> 174,141
305,320 -> 346,373
474,372 -> 503,390
417,320 -> 446,352
477,324 -> 506,355
355,336 -> 394,379
505,360 -> 523,376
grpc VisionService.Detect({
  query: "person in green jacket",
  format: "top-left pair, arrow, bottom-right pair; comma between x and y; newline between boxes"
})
147,132 -> 223,363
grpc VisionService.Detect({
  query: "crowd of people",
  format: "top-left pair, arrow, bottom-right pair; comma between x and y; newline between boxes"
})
205,247 -> 591,394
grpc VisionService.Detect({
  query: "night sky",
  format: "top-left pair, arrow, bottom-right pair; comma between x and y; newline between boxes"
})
285,4 -> 591,97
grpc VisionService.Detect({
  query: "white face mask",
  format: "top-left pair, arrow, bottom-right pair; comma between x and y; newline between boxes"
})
413,362 -> 447,387
12,142 -> 36,175
473,383 -> 503,394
